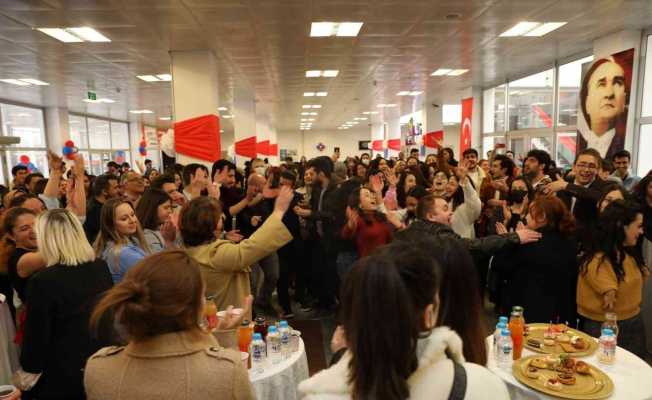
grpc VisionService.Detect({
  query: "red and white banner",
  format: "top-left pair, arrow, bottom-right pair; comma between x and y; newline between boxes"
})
174,114 -> 221,162
423,130 -> 443,149
459,97 -> 473,158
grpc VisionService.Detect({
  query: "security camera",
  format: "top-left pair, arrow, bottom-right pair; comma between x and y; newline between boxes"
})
432,103 -> 440,108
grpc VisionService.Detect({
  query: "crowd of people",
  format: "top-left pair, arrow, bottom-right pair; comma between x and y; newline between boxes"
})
0,143 -> 650,400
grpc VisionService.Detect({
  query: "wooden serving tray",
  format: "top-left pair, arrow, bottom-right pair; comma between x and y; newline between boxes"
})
524,323 -> 598,357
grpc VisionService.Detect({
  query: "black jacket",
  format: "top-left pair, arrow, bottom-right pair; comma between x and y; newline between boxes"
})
83,197 -> 104,244
493,229 -> 578,323
395,219 -> 520,258
556,178 -> 607,244
21,259 -> 113,400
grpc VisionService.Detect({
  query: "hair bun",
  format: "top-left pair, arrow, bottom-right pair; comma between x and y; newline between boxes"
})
121,281 -> 152,315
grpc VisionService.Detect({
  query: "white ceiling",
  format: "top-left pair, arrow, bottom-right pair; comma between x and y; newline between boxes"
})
0,0 -> 650,133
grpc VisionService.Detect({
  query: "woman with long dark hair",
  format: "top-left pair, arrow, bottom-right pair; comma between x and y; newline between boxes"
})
635,175 -> 652,354
298,242 -> 508,400
577,200 -> 649,357
341,187 -> 392,259
493,196 -> 578,321
445,164 -> 481,239
135,189 -> 177,253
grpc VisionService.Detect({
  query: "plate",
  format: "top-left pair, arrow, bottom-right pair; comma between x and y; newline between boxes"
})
524,323 -> 598,357
512,355 -> 614,399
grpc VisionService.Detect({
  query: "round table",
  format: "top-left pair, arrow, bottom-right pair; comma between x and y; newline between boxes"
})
0,298 -> 20,385
485,336 -> 652,399
248,338 -> 309,400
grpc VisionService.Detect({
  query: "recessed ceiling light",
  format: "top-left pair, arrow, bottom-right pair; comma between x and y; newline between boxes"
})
37,27 -> 110,42
159,117 -> 171,121
397,90 -> 423,96
500,21 -> 565,37
218,106 -> 228,111
302,104 -> 322,109
316,92 -> 328,97
305,70 -> 339,78
220,129 -> 224,133
129,109 -> 153,114
304,92 -> 315,96
310,22 -> 363,37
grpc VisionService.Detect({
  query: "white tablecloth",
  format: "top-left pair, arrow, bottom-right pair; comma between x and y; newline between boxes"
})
485,336 -> 652,400
249,339 -> 309,400
0,299 -> 20,385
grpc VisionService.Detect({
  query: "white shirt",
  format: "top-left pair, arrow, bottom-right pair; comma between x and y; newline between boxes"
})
581,127 -> 616,158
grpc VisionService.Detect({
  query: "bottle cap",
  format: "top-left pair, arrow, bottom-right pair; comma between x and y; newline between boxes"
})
268,325 -> 278,333
255,316 -> 266,324
499,316 -> 508,323
253,333 -> 262,341
241,319 -> 250,326
501,329 -> 511,336
497,322 -> 507,329
279,320 -> 289,328
602,328 -> 614,336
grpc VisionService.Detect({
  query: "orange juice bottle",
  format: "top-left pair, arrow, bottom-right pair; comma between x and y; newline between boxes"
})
509,310 -> 524,360
204,298 -> 218,331
238,319 -> 253,353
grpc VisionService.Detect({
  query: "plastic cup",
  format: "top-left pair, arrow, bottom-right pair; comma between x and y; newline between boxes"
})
0,385 -> 18,399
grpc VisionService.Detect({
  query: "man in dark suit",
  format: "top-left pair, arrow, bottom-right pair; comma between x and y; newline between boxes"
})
544,148 -> 607,245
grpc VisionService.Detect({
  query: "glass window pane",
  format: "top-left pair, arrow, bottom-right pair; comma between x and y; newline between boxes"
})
0,104 -> 46,148
443,104 -> 461,125
556,131 -> 577,170
642,35 -> 652,117
110,122 -> 129,149
508,70 -> 554,131
638,124 -> 652,176
6,150 -> 49,177
89,153 -> 104,176
88,118 -> 111,149
69,115 -> 89,149
483,85 -> 506,133
558,56 -> 594,127
530,136 -> 553,154
509,137 -> 526,162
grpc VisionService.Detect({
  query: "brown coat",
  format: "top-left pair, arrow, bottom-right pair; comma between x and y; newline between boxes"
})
185,213 -> 292,318
84,330 -> 255,400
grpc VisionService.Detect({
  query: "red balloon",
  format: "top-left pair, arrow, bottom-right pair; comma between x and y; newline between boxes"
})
20,155 -> 30,164
64,140 -> 75,148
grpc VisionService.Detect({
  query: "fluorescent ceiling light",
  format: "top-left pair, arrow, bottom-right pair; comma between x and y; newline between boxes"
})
410,91 -> 423,96
302,104 -> 322,109
301,112 -> 311,115
316,92 -> 328,96
362,111 -> 379,115
301,118 -> 309,121
309,112 -> 318,115
524,22 -> 567,37
310,22 -> 363,37
0,79 -> 32,86
19,78 -> 49,85
447,69 -> 468,76
306,118 -> 315,121
323,70 -> 339,77
159,117 -> 171,121
37,28 -> 83,43
137,75 -> 159,82
397,90 -> 423,96
304,92 -> 315,96
311,105 -> 322,108
84,98 -> 115,104
222,115 -> 233,119
38,27 -> 110,42
306,70 -> 321,77
397,91 -> 410,96
354,117 -> 368,120
218,106 -> 228,111
67,27 -> 111,42
156,74 -> 172,81
499,21 -> 565,37
431,69 -> 453,76
129,109 -> 153,114
377,103 -> 397,108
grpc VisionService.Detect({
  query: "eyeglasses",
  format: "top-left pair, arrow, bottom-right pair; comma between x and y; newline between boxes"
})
576,163 -> 598,170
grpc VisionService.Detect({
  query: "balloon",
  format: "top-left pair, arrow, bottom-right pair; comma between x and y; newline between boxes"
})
19,155 -> 30,164
64,140 -> 75,148
62,147 -> 72,155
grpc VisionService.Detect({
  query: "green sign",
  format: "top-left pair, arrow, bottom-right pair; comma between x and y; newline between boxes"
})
87,91 -> 96,101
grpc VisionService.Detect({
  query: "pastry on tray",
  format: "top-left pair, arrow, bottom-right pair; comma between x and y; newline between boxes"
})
527,338 -> 542,348
545,378 -> 563,391
530,358 -> 548,369
525,366 -> 540,379
575,361 -> 591,375
558,372 -> 577,385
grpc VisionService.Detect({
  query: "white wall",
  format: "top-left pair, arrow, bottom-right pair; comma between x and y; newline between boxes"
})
278,128 -> 370,159
443,124 -> 460,158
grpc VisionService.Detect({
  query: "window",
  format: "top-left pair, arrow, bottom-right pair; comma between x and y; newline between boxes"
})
483,85 -> 506,133
69,115 -> 88,149
443,104 -> 461,125
556,131 -> 577,170
0,103 -> 48,183
110,122 -> 130,149
638,125 -> 652,176
88,118 -> 111,149
642,35 -> 652,117
508,69 -> 554,131
558,56 -> 594,127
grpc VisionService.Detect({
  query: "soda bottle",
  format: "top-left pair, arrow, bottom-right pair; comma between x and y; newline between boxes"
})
497,329 -> 513,369
509,310 -> 524,360
249,333 -> 266,373
267,325 -> 283,365
598,328 -> 616,365
238,319 -> 253,353
254,316 -> 268,340
278,320 -> 291,358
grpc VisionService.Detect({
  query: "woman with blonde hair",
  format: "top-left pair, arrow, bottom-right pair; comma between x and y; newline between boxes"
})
13,208 -> 113,400
94,198 -> 150,284
85,250 -> 254,400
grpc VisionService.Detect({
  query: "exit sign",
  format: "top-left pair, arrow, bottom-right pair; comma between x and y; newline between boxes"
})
87,91 -> 96,101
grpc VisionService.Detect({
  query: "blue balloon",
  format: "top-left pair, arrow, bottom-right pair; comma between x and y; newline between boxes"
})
62,146 -> 72,155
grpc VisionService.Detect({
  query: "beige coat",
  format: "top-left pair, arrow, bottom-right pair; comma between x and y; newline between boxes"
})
185,213 -> 292,318
84,330 -> 254,400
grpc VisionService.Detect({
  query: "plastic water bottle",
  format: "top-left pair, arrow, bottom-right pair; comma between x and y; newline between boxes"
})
278,320 -> 291,358
497,329 -> 513,369
598,328 -> 617,365
249,333 -> 266,373
493,321 -> 507,360
267,325 -> 283,365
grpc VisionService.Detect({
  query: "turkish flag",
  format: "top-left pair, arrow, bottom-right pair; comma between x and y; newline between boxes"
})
423,130 -> 443,149
174,114 -> 221,162
459,97 -> 473,158
256,140 -> 270,156
269,144 -> 278,156
387,138 -> 401,151
235,136 -> 257,159
371,140 -> 384,151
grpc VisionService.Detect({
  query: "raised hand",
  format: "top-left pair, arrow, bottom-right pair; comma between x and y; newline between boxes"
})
385,169 -> 399,187
370,174 -> 384,193
544,174 -> 568,194
216,295 -> 253,331
225,230 -> 244,243
273,185 -> 293,214
516,227 -> 542,244
47,150 -> 64,173
495,222 -> 508,235
160,218 -> 177,243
